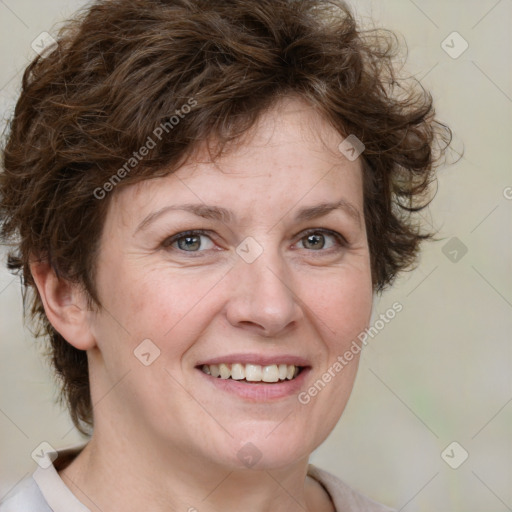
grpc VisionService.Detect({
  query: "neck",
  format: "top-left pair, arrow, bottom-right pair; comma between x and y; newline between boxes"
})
58,427 -> 332,512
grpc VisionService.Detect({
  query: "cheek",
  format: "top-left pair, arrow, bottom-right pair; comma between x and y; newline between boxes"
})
100,263 -> 224,354
295,267 -> 371,441
301,265 -> 373,348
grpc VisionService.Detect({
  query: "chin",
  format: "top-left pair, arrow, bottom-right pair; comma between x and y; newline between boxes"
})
218,426 -> 318,471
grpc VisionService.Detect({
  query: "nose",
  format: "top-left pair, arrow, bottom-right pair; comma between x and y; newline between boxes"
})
225,249 -> 303,337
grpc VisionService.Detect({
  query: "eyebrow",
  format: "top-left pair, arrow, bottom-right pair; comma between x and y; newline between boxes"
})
134,199 -> 362,234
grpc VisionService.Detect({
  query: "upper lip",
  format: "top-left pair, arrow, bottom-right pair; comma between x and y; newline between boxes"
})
196,353 -> 311,367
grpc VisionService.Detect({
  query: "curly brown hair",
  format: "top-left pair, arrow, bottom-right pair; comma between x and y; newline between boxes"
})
0,0 -> 451,435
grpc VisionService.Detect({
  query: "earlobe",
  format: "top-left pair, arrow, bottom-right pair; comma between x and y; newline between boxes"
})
29,258 -> 97,351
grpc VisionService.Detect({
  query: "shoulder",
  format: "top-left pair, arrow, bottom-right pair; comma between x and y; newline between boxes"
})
0,475 -> 52,512
307,464 -> 396,512
0,444 -> 89,512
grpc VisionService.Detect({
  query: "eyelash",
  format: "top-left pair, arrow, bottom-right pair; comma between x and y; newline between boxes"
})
162,228 -> 349,256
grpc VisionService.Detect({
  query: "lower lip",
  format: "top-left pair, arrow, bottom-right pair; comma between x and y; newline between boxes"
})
196,367 -> 311,401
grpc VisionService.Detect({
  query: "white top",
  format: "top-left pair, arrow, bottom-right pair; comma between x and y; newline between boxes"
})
0,446 -> 395,511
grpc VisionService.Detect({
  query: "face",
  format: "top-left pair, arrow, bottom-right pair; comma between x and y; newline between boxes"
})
86,96 -> 373,471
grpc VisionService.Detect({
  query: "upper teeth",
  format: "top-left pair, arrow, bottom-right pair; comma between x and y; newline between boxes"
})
201,363 -> 300,382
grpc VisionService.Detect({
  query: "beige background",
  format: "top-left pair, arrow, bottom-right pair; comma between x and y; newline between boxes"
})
1,1 -> 511,511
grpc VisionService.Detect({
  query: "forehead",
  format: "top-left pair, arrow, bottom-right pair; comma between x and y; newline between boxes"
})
183,96 -> 348,172
110,96 -> 364,228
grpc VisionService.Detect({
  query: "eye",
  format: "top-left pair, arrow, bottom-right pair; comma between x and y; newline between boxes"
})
162,228 -> 348,255
163,230 -> 216,252
296,229 -> 347,251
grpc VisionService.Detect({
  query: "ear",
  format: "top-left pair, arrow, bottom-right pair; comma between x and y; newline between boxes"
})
30,258 -> 97,351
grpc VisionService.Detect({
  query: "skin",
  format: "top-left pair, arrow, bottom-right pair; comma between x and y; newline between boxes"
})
31,96 -> 374,512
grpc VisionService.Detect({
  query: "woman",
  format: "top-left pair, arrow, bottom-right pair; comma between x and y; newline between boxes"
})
0,0 -> 450,510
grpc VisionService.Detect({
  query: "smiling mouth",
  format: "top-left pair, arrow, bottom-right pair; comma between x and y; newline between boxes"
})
198,363 -> 303,383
